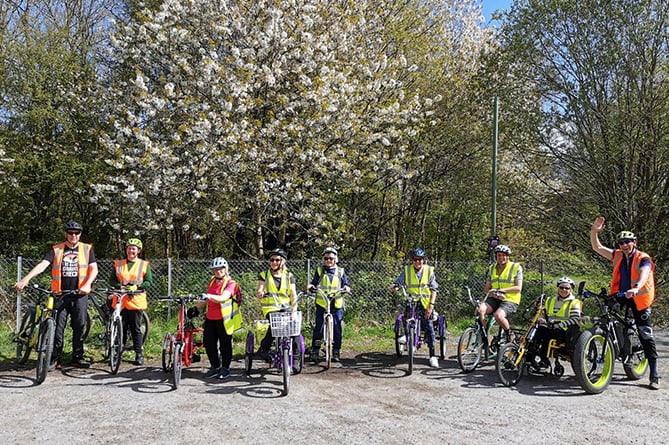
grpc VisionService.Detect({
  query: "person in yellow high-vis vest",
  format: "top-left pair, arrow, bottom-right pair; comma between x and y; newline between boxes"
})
188,257 -> 242,379
255,248 -> 297,359
480,244 -> 523,342
591,216 -> 660,390
109,238 -> 152,366
15,221 -> 98,370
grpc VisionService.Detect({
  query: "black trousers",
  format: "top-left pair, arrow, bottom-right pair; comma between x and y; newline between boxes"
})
54,294 -> 88,362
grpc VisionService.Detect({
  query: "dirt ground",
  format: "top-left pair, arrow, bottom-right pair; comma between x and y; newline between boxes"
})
1,332 -> 668,445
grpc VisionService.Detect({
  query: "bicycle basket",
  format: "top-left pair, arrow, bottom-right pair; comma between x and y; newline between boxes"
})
269,311 -> 302,337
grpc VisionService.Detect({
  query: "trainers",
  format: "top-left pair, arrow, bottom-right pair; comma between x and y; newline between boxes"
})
70,358 -> 91,368
429,356 -> 439,368
311,349 -> 321,363
133,353 -> 144,366
333,350 -> 340,363
218,368 -> 230,379
397,335 -> 407,345
204,368 -> 220,378
48,361 -> 60,372
649,376 -> 661,390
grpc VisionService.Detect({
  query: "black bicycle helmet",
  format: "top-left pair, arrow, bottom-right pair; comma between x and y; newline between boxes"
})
410,248 -> 427,259
268,248 -> 288,260
63,221 -> 83,232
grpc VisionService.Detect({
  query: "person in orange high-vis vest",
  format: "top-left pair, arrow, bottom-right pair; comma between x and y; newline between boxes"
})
15,221 -> 98,370
188,257 -> 242,379
109,238 -> 152,366
591,216 -> 660,390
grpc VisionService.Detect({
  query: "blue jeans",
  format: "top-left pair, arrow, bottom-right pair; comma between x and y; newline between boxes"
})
312,305 -> 343,351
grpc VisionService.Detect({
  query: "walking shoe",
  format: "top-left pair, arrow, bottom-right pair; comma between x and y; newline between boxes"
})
218,368 -> 230,379
333,350 -> 340,363
397,335 -> 407,345
48,360 -> 61,372
649,376 -> 661,390
429,356 -> 439,368
311,349 -> 321,363
204,368 -> 220,378
70,358 -> 91,368
133,353 -> 144,366
256,349 -> 270,362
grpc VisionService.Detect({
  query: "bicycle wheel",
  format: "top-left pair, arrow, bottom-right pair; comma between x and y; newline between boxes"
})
324,314 -> 334,369
394,317 -> 404,357
16,309 -> 35,364
622,330 -> 648,380
82,311 -> 93,342
496,342 -> 524,387
407,324 -> 415,375
572,329 -> 614,394
457,326 -> 483,373
161,333 -> 174,372
172,342 -> 183,389
438,316 -> 447,360
109,317 -> 124,375
140,311 -> 151,344
244,332 -> 254,376
292,335 -> 304,375
282,345 -> 290,396
35,318 -> 55,384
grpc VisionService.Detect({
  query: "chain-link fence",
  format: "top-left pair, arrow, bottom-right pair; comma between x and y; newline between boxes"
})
3,256 -> 632,332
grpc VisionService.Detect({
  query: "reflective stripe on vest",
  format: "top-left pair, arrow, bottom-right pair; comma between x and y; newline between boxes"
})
404,265 -> 434,309
208,276 -> 243,334
545,296 -> 582,329
489,261 -> 521,304
51,242 -> 92,292
113,259 -> 149,310
260,269 -> 291,317
611,250 -> 656,310
315,266 -> 344,309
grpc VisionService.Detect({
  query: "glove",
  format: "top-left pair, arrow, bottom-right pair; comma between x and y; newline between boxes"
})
126,285 -> 138,291
187,306 -> 200,318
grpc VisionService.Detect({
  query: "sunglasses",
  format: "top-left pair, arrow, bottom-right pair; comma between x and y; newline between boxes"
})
618,239 -> 634,245
558,286 -> 571,291
269,258 -> 283,263
66,231 -> 82,236
412,258 -> 424,262
323,257 -> 336,260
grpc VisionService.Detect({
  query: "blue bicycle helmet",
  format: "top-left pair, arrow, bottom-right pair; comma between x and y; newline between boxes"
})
410,248 -> 427,259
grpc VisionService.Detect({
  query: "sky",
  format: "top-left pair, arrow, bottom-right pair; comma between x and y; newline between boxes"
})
481,0 -> 513,23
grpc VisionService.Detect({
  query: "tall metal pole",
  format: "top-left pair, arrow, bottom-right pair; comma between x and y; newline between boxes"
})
491,97 -> 499,260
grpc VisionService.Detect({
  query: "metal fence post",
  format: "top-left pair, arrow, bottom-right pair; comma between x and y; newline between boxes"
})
16,256 -> 22,331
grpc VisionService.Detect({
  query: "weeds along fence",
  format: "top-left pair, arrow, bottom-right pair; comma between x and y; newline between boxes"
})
3,256 -> 648,333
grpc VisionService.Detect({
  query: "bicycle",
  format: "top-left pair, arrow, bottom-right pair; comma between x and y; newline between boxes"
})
83,290 -> 150,348
244,293 -> 305,396
496,293 -> 551,386
456,287 -> 504,373
392,284 -> 447,375
95,288 -> 146,374
571,283 -> 648,394
13,285 -> 78,384
307,287 -> 349,369
158,295 -> 206,389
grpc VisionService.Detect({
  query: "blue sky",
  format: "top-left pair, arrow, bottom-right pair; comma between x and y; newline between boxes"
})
481,0 -> 513,22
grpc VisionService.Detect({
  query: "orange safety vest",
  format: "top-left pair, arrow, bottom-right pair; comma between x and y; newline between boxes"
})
112,259 -> 149,310
51,242 -> 93,292
610,249 -> 655,310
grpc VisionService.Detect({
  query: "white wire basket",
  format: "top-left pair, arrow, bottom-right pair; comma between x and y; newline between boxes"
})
269,311 -> 302,337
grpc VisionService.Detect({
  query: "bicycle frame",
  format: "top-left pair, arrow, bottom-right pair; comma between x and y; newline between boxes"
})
309,287 -> 346,368
393,284 -> 434,375
457,286 -> 502,373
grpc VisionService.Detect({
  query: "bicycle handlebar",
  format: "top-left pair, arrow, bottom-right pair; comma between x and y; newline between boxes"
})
96,288 -> 146,295
29,284 -> 80,297
158,295 -> 207,304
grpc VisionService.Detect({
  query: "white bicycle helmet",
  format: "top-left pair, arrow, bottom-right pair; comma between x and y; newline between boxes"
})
557,276 -> 575,289
210,257 -> 228,269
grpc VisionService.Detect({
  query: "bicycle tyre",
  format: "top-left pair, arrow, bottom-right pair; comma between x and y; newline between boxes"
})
161,333 -> 174,372
36,318 -> 55,384
324,314 -> 334,369
140,310 -> 151,345
82,311 -> 93,343
496,342 -> 524,387
622,330 -> 648,380
282,345 -> 290,396
572,329 -> 614,394
16,309 -> 35,364
457,326 -> 483,373
292,335 -> 304,375
109,317 -> 124,375
407,324 -> 415,375
394,317 -> 404,357
244,332 -> 254,376
172,343 -> 183,389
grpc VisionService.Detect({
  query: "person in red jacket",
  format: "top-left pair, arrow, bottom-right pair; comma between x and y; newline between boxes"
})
591,216 -> 660,390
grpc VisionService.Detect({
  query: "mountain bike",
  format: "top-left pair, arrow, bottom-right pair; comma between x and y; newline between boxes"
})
95,288 -> 146,374
13,285 -> 77,384
496,293 -> 549,386
392,284 -> 447,375
571,283 -> 648,394
158,295 -> 206,389
456,287 -> 503,372
83,290 -> 150,348
244,293 -> 305,396
307,287 -> 349,369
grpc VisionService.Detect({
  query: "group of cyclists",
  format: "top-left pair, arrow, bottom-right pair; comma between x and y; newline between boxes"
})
13,216 -> 661,390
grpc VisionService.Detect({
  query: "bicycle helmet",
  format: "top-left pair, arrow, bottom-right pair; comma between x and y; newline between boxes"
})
616,230 -> 636,241
322,247 -> 338,258
410,248 -> 427,259
494,244 -> 512,255
268,248 -> 288,260
210,257 -> 228,269
556,276 -> 575,289
63,221 -> 83,232
126,238 -> 143,249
